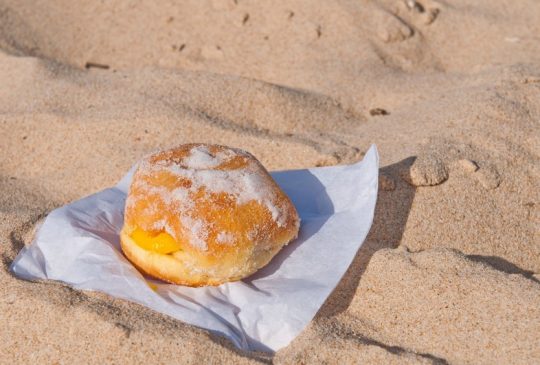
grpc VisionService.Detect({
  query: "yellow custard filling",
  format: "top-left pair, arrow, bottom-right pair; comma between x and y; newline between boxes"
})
131,228 -> 181,254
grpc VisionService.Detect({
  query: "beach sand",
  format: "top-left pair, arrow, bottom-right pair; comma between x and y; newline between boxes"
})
1,0 -> 539,363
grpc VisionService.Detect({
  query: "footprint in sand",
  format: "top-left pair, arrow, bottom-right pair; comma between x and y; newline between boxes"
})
403,0 -> 440,25
369,7 -> 414,43
456,158 -> 479,173
474,165 -> 501,189
401,140 -> 502,189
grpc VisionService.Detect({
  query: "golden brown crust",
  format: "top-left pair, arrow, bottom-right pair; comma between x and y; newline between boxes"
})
121,143 -> 300,286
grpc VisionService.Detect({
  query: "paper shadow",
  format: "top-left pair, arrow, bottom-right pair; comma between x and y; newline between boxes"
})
245,169 -> 334,281
319,157 -> 417,317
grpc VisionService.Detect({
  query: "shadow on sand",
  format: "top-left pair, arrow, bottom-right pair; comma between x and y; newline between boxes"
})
319,157 -> 417,317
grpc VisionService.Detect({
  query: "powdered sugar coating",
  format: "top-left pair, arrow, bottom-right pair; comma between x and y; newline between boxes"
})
129,144 -> 290,251
179,215 -> 208,250
182,145 -> 234,169
216,232 -> 235,245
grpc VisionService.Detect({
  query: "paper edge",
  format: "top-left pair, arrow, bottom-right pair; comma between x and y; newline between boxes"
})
266,144 -> 379,351
9,144 -> 380,354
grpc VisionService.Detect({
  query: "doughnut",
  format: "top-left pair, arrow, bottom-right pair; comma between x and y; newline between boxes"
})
120,143 -> 300,286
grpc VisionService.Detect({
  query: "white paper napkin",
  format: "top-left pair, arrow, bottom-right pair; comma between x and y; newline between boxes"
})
10,145 -> 379,352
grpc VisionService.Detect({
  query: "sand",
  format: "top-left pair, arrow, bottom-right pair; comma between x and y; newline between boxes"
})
0,0 -> 539,363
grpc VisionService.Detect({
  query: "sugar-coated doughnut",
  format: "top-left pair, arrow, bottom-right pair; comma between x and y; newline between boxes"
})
120,143 -> 300,286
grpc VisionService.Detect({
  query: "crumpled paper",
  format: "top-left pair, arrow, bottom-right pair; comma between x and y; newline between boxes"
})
10,145 -> 379,352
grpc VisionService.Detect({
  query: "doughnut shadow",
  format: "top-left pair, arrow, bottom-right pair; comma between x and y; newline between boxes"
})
246,169 -> 333,280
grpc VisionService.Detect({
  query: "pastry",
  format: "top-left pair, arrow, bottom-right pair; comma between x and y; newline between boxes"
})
120,143 -> 300,286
